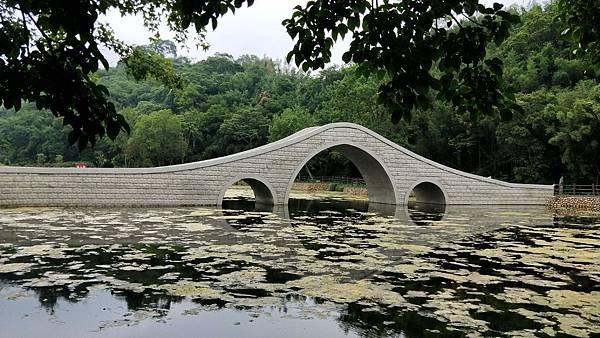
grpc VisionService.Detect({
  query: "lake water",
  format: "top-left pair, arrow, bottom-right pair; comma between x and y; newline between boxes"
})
0,197 -> 599,337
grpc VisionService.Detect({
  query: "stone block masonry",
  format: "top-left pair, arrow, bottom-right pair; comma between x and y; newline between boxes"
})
546,196 -> 600,212
0,123 -> 554,207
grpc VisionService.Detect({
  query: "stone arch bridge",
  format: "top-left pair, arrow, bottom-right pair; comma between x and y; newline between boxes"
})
0,123 -> 553,207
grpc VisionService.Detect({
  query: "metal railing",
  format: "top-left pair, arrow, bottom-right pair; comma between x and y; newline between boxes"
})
554,184 -> 600,196
295,176 -> 366,185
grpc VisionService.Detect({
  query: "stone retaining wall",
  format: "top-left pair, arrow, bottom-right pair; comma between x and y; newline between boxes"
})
291,182 -> 330,192
546,196 -> 600,212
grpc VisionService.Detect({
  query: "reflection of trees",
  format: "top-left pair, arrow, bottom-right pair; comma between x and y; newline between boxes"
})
6,279 -> 184,316
113,289 -> 183,312
338,270 -> 542,337
1,279 -> 92,314
35,286 -> 83,314
553,214 -> 600,227
222,194 -> 275,213
288,198 -> 370,216
337,303 -> 454,338
0,243 -> 205,315
192,297 -> 228,308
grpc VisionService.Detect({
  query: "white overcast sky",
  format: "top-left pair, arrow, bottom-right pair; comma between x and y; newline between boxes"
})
101,0 -> 543,66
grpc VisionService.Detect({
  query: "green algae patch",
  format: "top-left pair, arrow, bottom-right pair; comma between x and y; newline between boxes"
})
288,276 -> 407,306
0,262 -> 35,273
179,222 -> 216,232
159,281 -> 224,298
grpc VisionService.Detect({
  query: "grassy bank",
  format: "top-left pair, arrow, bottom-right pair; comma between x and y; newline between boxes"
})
292,182 -> 368,196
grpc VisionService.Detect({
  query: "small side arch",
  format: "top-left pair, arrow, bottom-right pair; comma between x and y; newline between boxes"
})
217,175 -> 278,206
285,141 -> 397,205
405,179 -> 448,205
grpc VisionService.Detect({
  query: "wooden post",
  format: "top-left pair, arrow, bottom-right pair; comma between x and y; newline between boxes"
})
573,183 -> 576,195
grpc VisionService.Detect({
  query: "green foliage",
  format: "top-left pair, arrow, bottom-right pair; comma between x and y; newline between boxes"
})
122,46 -> 183,91
549,81 -> 600,183
126,110 -> 187,166
35,153 -> 46,166
283,0 -> 522,122
216,109 -> 270,155
54,154 -> 63,165
1,3 -> 600,184
269,107 -> 316,141
0,104 -> 68,165
0,0 -> 131,148
1,0 -> 599,152
494,4 -> 599,93
0,0 -> 255,148
557,0 -> 600,63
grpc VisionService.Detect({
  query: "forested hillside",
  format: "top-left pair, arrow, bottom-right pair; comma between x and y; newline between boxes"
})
0,4 -> 598,184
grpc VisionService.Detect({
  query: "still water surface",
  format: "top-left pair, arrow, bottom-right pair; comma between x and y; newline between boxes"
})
0,198 -> 599,337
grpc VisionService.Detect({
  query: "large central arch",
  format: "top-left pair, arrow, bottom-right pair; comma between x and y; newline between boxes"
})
285,142 -> 397,204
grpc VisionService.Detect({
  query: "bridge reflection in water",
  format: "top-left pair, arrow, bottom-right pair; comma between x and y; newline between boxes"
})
222,197 -> 552,244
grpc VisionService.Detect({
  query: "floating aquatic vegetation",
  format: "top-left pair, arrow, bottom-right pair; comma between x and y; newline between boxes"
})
287,276 -> 408,306
0,203 -> 598,337
159,281 -> 224,298
0,262 -> 35,273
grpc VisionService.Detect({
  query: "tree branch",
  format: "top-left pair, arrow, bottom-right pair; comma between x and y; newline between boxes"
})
449,13 -> 464,29
20,7 -> 30,55
465,15 -> 485,27
25,11 -> 55,47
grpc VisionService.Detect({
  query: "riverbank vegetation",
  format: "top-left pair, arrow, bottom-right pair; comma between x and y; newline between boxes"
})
0,3 -> 598,184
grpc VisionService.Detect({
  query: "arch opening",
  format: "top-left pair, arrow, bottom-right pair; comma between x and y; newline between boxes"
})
409,181 -> 446,205
287,144 -> 396,205
220,178 -> 275,211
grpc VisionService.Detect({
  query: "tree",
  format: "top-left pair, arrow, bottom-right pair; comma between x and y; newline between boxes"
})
269,106 -> 316,142
0,0 -> 254,148
126,109 -> 187,166
494,88 -> 562,183
558,0 -> 600,63
549,81 -> 600,184
0,0 -> 541,148
1,4 -> 599,184
216,108 -> 269,155
0,104 -> 67,165
3,0 -> 600,150
493,3 -> 599,93
54,154 -> 63,166
284,0 -> 525,123
35,153 -> 46,166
